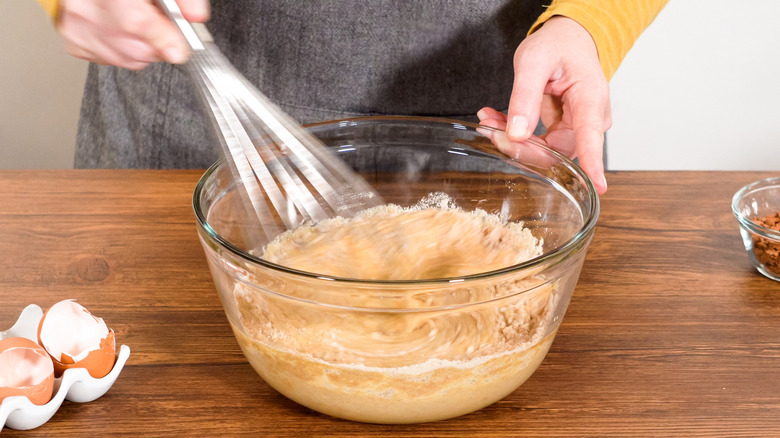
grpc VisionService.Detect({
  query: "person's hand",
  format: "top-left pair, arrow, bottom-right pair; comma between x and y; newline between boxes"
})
478,16 -> 611,194
56,0 -> 210,70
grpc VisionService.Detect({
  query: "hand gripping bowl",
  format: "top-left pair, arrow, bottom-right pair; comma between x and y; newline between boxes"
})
193,116 -> 599,424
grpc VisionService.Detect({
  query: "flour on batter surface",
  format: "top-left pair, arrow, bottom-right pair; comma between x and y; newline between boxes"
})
261,193 -> 543,280
232,193 -> 557,423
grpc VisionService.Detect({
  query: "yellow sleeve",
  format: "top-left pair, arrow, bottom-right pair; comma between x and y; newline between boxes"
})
36,0 -> 59,19
530,0 -> 669,80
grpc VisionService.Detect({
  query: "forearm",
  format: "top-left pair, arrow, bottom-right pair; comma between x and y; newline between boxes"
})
530,0 -> 669,80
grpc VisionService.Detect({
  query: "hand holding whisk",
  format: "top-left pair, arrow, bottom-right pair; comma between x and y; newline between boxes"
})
156,0 -> 382,245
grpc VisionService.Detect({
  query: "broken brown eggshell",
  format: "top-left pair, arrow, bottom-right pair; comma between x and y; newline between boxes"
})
0,337 -> 55,406
37,300 -> 117,379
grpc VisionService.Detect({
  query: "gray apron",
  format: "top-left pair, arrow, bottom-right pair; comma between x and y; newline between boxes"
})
75,0 -> 545,169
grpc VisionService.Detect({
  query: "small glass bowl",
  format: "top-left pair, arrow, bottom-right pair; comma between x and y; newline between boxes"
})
732,177 -> 780,281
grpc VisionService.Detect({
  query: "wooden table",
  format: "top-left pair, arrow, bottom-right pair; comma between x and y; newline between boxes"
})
1,170 -> 778,437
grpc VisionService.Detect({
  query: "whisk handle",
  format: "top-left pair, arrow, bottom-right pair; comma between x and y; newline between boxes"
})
155,0 -> 213,51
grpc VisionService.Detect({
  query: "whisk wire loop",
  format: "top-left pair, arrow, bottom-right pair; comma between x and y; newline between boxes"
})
156,0 -> 381,245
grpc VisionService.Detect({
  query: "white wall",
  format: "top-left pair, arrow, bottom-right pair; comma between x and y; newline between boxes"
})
0,0 -> 87,169
608,0 -> 780,170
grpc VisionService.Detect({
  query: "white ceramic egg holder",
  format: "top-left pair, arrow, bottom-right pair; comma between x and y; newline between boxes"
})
0,304 -> 130,431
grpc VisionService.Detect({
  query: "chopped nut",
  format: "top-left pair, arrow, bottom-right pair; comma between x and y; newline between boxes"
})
751,212 -> 780,275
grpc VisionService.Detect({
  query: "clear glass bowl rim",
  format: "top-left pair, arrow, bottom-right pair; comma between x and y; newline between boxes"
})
732,176 -> 780,241
192,116 -> 600,285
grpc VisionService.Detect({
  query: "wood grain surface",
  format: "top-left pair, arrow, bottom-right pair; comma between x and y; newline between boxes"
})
0,170 -> 778,437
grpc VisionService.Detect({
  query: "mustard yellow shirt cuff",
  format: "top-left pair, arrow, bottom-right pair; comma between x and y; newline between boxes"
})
36,0 -> 59,19
530,0 -> 669,80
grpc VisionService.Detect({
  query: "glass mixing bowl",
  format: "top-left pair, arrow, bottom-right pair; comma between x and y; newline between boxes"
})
193,116 -> 599,424
732,177 -> 780,281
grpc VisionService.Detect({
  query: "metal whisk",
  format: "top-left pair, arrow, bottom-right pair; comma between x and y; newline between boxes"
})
157,0 -> 381,243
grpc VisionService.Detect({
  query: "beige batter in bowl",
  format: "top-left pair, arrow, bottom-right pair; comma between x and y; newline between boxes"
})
193,117 -> 598,423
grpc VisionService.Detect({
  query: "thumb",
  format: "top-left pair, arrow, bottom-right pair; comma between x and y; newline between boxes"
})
506,51 -> 553,142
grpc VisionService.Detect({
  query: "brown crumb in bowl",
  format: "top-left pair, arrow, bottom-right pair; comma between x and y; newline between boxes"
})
751,212 -> 780,275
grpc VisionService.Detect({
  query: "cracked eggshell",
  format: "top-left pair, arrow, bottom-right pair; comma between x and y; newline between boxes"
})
0,337 -> 55,406
37,300 -> 117,379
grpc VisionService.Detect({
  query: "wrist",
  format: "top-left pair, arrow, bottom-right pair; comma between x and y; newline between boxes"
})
540,15 -> 600,61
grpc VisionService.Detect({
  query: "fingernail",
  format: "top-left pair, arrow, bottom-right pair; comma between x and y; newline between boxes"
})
477,109 -> 487,120
507,115 -> 529,139
476,126 -> 492,140
601,174 -> 608,190
164,46 -> 188,64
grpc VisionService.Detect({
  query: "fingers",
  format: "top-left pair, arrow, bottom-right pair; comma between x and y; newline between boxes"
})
576,126 -> 608,194
566,79 -> 610,194
56,0 -> 211,69
477,107 -> 559,170
66,36 -> 159,70
132,2 -> 190,64
542,89 -> 608,194
544,122 -> 606,194
477,107 -> 507,129
177,0 -> 211,22
477,107 -> 510,154
541,126 -> 576,158
144,0 -> 213,63
479,103 -> 607,195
